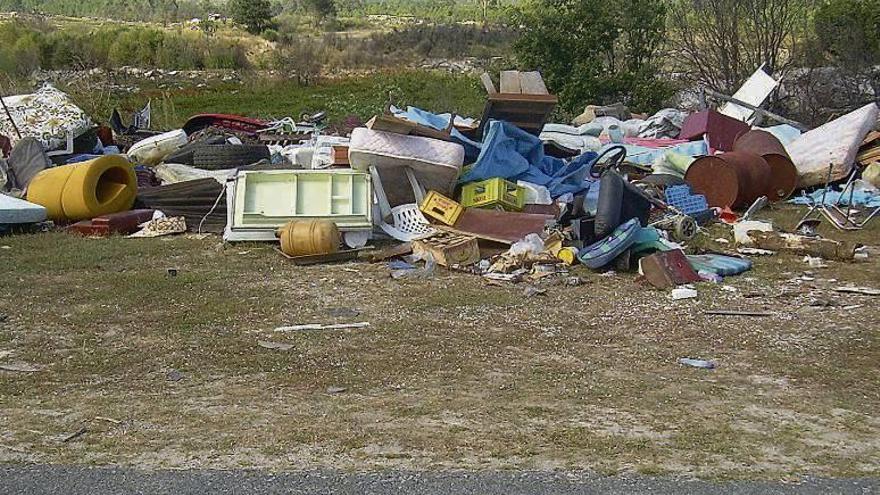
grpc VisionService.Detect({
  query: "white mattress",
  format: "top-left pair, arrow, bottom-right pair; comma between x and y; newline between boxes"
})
349,128 -> 464,206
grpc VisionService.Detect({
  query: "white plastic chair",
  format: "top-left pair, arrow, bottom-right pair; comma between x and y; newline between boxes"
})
378,203 -> 436,242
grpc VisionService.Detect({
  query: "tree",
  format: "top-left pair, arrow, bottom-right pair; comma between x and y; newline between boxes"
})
479,0 -> 498,25
667,0 -> 815,95
302,0 -> 336,25
229,0 -> 274,34
514,0 -> 672,113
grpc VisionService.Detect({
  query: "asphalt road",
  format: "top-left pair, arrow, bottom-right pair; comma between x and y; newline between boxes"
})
0,466 -> 878,495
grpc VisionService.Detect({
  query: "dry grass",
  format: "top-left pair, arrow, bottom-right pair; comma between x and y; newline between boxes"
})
0,205 -> 878,480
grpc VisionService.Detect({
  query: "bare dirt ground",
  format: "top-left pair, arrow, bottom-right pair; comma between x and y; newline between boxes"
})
0,206 -> 878,480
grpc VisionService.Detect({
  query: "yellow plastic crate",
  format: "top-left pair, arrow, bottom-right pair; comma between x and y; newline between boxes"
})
460,177 -> 526,211
419,190 -> 464,226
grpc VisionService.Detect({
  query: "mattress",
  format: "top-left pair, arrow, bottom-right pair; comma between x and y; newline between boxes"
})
349,128 -> 464,207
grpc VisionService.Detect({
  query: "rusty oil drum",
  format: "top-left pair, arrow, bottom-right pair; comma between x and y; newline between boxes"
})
685,152 -> 771,209
733,130 -> 798,201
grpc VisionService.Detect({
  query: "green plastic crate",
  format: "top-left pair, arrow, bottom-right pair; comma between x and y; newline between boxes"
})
460,177 -> 526,211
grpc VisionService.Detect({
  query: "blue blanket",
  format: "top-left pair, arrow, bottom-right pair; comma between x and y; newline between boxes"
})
459,120 -> 598,199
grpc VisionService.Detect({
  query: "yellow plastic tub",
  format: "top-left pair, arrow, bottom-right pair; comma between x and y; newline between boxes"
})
27,155 -> 137,222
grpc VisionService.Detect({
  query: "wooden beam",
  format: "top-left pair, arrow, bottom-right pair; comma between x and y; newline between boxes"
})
480,72 -> 497,95
705,88 -> 807,131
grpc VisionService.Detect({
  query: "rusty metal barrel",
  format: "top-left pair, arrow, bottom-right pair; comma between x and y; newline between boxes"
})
733,130 -> 798,201
685,152 -> 771,209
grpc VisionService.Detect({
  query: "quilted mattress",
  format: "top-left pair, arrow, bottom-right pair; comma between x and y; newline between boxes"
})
349,128 -> 464,207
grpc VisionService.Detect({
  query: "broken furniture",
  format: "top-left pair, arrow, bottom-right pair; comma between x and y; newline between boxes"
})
796,166 -> 880,231
224,169 -> 372,243
679,110 -> 750,152
475,71 -> 558,139
412,232 -> 481,267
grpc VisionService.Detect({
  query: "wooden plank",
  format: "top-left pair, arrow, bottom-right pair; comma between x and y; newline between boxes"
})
412,233 -> 480,267
366,114 -> 452,142
487,93 -> 559,103
857,147 -> 880,162
441,208 -> 554,244
277,248 -> 370,266
500,70 -> 523,94
519,71 -> 549,95
861,130 -> 880,147
368,242 -> 413,263
480,72 -> 497,94
476,95 -> 558,138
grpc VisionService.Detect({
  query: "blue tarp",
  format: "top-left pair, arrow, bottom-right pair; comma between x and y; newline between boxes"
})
459,120 -> 599,199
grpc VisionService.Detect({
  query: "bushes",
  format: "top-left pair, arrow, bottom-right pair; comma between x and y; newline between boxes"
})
0,24 -> 41,76
369,24 -> 517,60
514,0 -> 673,114
0,21 -> 252,71
814,0 -> 880,71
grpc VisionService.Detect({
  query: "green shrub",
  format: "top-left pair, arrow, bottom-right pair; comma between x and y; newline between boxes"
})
814,0 -> 880,70
0,21 -> 252,71
514,0 -> 673,114
261,28 -> 280,43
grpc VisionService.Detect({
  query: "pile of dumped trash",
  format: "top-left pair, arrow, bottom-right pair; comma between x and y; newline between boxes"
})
1,69 -> 878,294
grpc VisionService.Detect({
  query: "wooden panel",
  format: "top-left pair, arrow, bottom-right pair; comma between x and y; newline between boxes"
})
519,71 -> 549,95
413,232 -> 480,267
366,114 -> 452,142
500,71 -> 523,94
441,208 -> 554,244
480,72 -> 497,95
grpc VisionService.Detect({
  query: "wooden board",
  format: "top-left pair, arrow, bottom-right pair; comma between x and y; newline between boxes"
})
857,147 -> 880,163
861,130 -> 880,147
438,208 -> 555,244
366,114 -> 452,141
277,248 -> 370,266
412,232 -> 480,267
480,72 -> 497,95
368,242 -> 413,263
476,93 -> 559,138
519,71 -> 549,95
500,70 -> 523,94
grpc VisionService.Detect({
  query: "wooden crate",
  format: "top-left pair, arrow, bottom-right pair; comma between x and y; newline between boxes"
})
413,232 -> 481,267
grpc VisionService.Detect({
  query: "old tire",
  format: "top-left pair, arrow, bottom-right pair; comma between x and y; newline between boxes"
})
192,144 -> 270,170
165,136 -> 227,165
